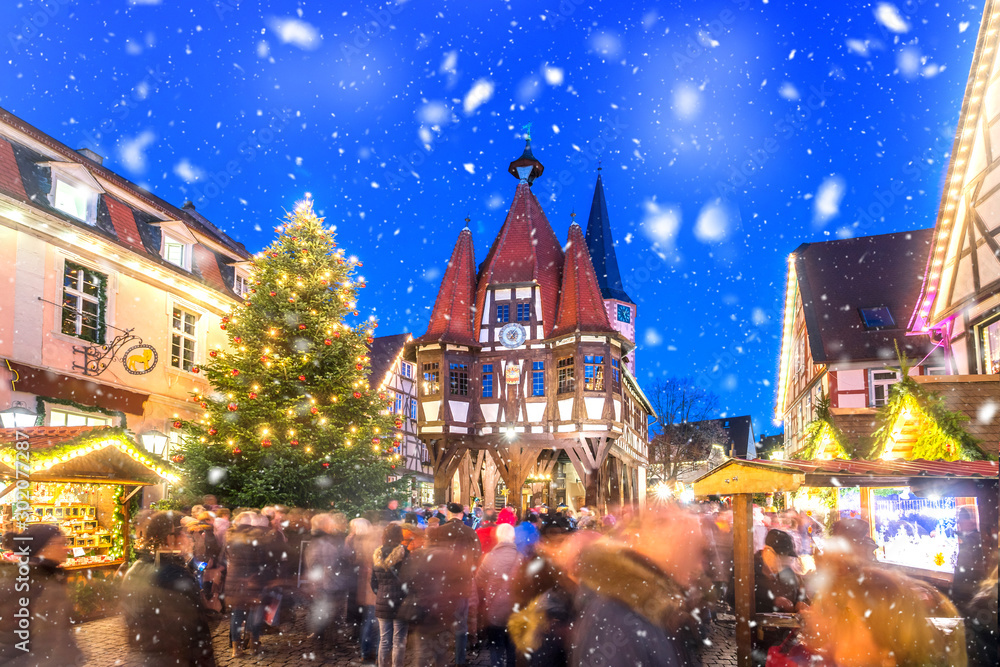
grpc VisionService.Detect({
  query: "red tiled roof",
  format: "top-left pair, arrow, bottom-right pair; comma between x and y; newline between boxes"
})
191,243 -> 232,294
0,137 -> 27,201
104,195 -> 146,253
421,228 -> 479,346
551,223 -> 614,338
0,425 -> 114,450
761,457 -> 999,479
475,183 -> 564,335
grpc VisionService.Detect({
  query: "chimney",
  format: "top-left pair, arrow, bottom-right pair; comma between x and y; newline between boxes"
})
76,148 -> 104,165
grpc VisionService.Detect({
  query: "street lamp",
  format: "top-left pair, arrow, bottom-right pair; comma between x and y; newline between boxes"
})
141,429 -> 169,458
0,401 -> 37,428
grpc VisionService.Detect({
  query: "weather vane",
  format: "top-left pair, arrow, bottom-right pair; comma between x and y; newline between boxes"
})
522,122 -> 532,141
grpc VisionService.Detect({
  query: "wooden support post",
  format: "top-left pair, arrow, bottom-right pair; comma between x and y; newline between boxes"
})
458,452 -> 472,506
481,452 -> 500,509
733,493 -> 754,667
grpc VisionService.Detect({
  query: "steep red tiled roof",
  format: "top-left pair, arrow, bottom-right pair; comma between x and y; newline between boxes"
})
104,195 -> 146,253
191,243 -> 231,294
475,183 -> 564,335
551,222 -> 614,338
421,228 -> 479,346
0,137 -> 27,201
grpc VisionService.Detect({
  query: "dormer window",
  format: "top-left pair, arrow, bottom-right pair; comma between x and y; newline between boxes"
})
53,178 -> 97,222
234,272 -> 250,297
163,235 -> 191,270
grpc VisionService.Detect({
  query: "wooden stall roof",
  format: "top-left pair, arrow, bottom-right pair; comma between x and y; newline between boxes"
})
693,457 -> 999,496
0,426 -> 178,485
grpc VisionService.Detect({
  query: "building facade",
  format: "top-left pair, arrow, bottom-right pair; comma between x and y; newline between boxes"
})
0,108 -> 248,500
775,231 -> 943,457
414,141 -> 653,511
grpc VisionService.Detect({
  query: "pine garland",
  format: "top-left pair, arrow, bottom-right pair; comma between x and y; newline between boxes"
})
796,391 -> 853,460
34,395 -> 128,428
872,347 -> 989,461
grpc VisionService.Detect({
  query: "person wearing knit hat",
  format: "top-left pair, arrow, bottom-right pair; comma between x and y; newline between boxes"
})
0,526 -> 83,666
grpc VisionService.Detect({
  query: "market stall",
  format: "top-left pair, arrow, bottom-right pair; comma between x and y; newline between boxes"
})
693,457 -> 999,667
0,425 -> 178,571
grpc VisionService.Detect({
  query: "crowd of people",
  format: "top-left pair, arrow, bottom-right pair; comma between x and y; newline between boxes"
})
0,494 -> 996,666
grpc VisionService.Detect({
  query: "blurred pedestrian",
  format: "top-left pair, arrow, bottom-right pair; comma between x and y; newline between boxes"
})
952,507 -> 985,610
514,511 -> 541,556
372,524 -> 409,667
225,511 -> 271,656
476,523 -> 521,667
349,517 -> 381,662
0,525 -> 83,666
755,529 -> 808,614
476,508 -> 498,554
121,511 -> 216,666
964,565 -> 998,667
305,512 -> 351,642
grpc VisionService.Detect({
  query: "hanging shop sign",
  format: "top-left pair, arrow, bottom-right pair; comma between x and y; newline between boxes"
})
505,363 -> 521,385
73,329 -> 159,377
122,344 -> 158,375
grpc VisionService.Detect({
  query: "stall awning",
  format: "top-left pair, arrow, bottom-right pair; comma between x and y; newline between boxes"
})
0,426 -> 179,485
693,457 -> 999,496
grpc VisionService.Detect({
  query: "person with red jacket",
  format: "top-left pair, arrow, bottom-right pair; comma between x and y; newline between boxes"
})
476,508 -> 498,554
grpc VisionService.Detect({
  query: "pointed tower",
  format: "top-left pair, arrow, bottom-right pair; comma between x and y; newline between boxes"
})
551,221 -> 615,338
419,226 -> 478,347
584,169 -> 637,371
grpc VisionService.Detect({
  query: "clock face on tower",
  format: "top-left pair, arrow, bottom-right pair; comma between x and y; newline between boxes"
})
499,322 -> 527,348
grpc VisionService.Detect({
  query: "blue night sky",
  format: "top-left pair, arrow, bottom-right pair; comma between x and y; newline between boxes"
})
0,0 -> 984,437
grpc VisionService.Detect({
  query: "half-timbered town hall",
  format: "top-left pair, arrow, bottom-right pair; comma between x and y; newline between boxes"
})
414,139 -> 653,511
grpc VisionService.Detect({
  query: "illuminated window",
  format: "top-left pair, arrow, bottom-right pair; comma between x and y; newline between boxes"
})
48,409 -> 110,427
981,317 -> 1000,375
482,364 -> 494,398
617,304 -> 631,323
52,178 -> 97,222
170,307 -> 198,371
859,306 -> 894,329
557,357 -> 575,394
422,362 -> 440,395
611,358 -> 621,393
61,261 -> 106,344
234,273 -> 250,297
532,361 -> 545,396
449,362 -> 469,396
394,392 -> 403,414
409,398 -> 417,420
400,362 -> 413,379
584,355 -> 605,391
496,304 -> 510,323
516,303 -> 531,322
163,236 -> 191,270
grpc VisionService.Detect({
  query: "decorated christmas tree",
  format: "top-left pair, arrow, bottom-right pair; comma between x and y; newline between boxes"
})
174,200 -> 402,513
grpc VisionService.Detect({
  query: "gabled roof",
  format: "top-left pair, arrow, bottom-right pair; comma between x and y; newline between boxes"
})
551,222 -> 614,338
420,227 -> 479,346
0,108 -> 248,299
474,182 -> 564,335
584,173 -> 632,304
369,333 -> 411,385
793,229 -> 936,363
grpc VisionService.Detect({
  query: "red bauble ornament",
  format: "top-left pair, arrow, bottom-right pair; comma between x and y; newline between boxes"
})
310,406 -> 319,414
209,350 -> 218,357
353,392 -> 362,399
220,324 -> 227,330
290,440 -> 299,446
231,369 -> 240,376
298,324 -> 306,330
324,339 -> 332,346
371,437 -> 381,445
288,297 -> 295,303
200,402 -> 208,409
333,332 -> 341,338
208,428 -> 217,435
395,420 -> 403,429
269,291 -> 277,297
222,316 -> 230,323
356,262 -> 363,267
391,465 -> 396,469
366,337 -> 374,344
233,447 -> 241,454
171,454 -> 185,463
298,375 -> 307,381
322,462 -> 330,468
191,366 -> 200,374
173,420 -> 182,428
233,336 -> 242,343
261,439 -> 272,448
227,403 -> 238,412
378,392 -> 387,400
353,311 -> 359,316
249,392 -> 258,400
355,363 -> 364,371
260,356 -> 268,363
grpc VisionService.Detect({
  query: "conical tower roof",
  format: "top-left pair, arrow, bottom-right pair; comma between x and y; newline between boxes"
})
420,227 -> 479,346
475,182 -> 565,335
551,222 -> 614,338
585,171 -> 633,304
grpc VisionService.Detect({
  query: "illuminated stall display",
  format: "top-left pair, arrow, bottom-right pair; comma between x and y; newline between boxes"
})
0,426 -> 178,569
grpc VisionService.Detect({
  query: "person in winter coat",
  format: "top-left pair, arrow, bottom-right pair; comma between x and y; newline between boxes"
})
476,510 -> 498,555
0,525 -> 83,666
475,523 -> 522,667
304,512 -> 351,641
224,512 -> 272,656
569,509 -> 705,667
348,517 -> 381,661
964,565 -> 998,667
371,523 -> 409,667
120,511 -> 217,666
426,502 -> 482,666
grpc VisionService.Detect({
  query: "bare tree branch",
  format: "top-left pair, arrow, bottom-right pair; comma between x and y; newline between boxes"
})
646,377 -> 728,482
